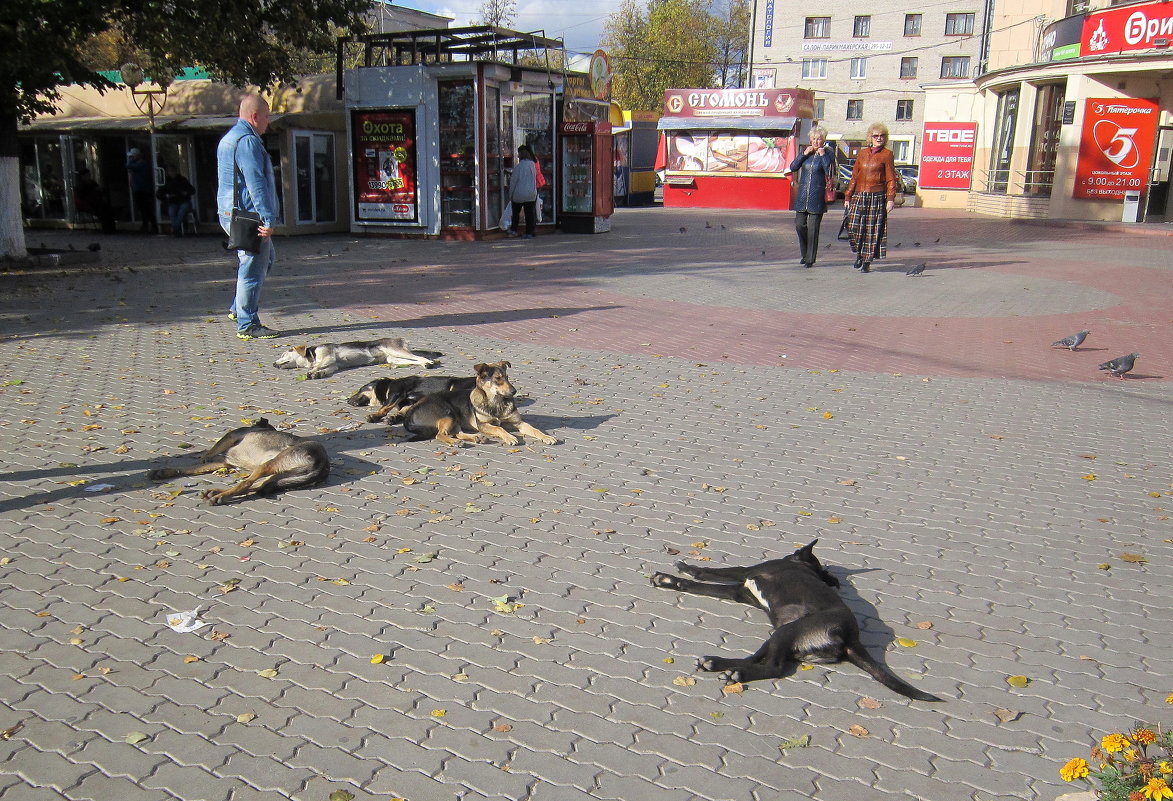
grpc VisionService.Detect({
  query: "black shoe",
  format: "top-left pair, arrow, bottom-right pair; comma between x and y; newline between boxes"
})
853,259 -> 862,270
860,263 -> 871,273
804,262 -> 814,268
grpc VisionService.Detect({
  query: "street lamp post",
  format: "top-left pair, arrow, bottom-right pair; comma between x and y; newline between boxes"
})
120,63 -> 170,227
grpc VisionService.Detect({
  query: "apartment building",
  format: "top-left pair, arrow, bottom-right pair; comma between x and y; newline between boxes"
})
749,2 -> 990,164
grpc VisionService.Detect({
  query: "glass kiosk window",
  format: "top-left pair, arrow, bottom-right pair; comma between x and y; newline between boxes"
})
439,80 -> 476,229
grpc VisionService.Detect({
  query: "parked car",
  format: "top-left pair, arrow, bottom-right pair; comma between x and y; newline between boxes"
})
896,164 -> 919,192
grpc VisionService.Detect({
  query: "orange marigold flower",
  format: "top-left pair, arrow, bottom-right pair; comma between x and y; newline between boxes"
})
1127,750 -> 1141,762
1143,777 -> 1173,801
1135,792 -> 1150,801
1060,757 -> 1091,782
1160,761 -> 1172,775
1103,733 -> 1132,753
1136,729 -> 1159,745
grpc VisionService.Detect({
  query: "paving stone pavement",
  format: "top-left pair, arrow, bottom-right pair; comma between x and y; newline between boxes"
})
1,207 -> 1170,801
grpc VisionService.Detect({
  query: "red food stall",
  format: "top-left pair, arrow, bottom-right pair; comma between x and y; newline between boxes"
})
656,88 -> 815,210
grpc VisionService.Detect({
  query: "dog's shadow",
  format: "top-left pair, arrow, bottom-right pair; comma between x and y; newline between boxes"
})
831,567 -> 903,652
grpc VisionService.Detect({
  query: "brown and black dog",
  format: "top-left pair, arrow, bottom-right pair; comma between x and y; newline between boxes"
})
148,418 -> 329,504
652,541 -> 943,702
347,374 -> 476,424
399,361 -> 557,446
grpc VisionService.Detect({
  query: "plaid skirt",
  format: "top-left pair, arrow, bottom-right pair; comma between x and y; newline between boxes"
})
845,191 -> 888,263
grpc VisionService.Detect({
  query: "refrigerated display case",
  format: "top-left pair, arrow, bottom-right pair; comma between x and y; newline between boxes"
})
559,120 -> 614,233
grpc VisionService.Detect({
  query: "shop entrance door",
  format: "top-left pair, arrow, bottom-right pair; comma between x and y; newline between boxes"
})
1148,126 -> 1173,222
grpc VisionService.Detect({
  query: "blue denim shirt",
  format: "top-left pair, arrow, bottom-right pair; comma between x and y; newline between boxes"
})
216,119 -> 279,228
789,149 -> 835,214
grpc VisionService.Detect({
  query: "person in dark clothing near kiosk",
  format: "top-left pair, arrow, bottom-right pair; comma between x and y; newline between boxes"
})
126,148 -> 158,233
788,125 -> 835,269
74,168 -> 116,233
158,165 -> 196,236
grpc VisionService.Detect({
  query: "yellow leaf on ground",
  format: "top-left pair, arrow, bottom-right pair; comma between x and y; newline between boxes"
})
848,724 -> 869,737
858,697 -> 882,709
722,682 -> 745,695
1082,474 -> 1096,480
896,638 -> 918,648
183,656 -> 200,664
370,654 -> 385,664
431,709 -> 446,718
1006,675 -> 1030,688
914,621 -> 933,629
672,676 -> 697,687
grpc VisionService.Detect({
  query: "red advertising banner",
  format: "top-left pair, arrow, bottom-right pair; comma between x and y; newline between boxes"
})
1073,98 -> 1158,200
1082,1 -> 1173,57
918,122 -> 977,190
352,109 -> 417,222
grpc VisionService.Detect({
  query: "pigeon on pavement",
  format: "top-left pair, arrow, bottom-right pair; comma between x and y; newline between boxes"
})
1052,330 -> 1089,350
905,263 -> 926,276
1098,352 -> 1138,378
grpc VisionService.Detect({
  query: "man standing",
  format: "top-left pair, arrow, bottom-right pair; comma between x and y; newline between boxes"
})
126,148 -> 157,233
217,94 -> 280,340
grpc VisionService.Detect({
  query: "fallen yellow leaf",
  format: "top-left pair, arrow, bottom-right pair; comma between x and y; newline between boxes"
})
1006,675 -> 1030,688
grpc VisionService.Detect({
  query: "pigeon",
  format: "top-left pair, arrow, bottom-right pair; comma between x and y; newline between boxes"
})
679,227 -> 687,234
87,242 -> 101,252
705,221 -> 712,228
1098,352 -> 1138,379
1051,330 -> 1089,350
905,263 -> 926,277
934,237 -> 941,243
913,241 -> 922,247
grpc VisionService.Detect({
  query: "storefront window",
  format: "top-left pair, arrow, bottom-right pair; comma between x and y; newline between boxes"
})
1026,84 -> 1063,197
988,87 -> 1019,194
20,138 -> 67,220
294,131 -> 336,223
484,86 -> 505,228
514,92 -> 554,219
439,80 -> 476,229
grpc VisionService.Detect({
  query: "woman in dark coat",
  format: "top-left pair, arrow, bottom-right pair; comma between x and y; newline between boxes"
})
789,125 -> 835,268
844,121 -> 898,273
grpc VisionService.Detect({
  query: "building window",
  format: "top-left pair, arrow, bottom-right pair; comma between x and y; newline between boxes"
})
1026,84 -> 1064,196
900,57 -> 918,78
802,59 -> 828,79
1067,0 -> 1090,14
294,132 -> 336,224
988,87 -> 1020,193
890,138 -> 912,163
853,15 -> 871,37
945,13 -> 975,35
846,100 -> 863,120
940,56 -> 971,79
896,100 -> 914,120
804,17 -> 830,38
850,58 -> 867,79
905,14 -> 922,36
814,99 -> 825,119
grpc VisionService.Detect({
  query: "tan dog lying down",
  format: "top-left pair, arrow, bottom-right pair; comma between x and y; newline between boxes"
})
273,337 -> 438,379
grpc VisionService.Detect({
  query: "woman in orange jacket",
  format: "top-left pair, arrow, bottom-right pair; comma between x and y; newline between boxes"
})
843,122 -> 898,272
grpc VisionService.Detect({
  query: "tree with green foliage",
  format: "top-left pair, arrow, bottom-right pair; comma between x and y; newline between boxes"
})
713,0 -> 751,88
602,0 -> 721,111
0,0 -> 370,259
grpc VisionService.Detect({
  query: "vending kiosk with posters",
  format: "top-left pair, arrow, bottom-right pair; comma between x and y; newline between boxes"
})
656,88 -> 815,210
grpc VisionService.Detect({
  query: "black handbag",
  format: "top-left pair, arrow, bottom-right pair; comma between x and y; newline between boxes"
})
223,136 -> 263,254
837,210 -> 851,241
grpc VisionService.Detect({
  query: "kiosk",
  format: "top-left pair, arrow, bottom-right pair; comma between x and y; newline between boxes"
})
656,88 -> 815,211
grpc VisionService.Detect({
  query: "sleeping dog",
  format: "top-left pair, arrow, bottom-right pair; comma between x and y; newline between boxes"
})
273,337 -> 438,379
652,541 -> 942,702
148,418 -> 329,505
400,361 -> 557,446
347,374 -> 476,424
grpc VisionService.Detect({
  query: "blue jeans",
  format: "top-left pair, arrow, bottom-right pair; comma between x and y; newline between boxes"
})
168,201 -> 191,235
221,217 -> 274,332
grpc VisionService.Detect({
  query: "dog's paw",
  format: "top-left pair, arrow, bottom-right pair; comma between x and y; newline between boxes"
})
147,468 -> 173,481
675,561 -> 701,577
498,434 -> 519,446
537,434 -> 558,445
365,412 -> 385,423
697,656 -> 720,672
719,669 -> 745,684
199,489 -> 226,505
650,572 -> 680,589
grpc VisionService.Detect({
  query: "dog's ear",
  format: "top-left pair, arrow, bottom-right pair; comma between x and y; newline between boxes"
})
796,539 -> 819,558
254,417 -> 271,428
501,360 -> 511,369
300,346 -> 315,359
473,363 -> 488,375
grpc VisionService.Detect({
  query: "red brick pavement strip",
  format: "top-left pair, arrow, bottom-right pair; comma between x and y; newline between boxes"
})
314,221 -> 1170,385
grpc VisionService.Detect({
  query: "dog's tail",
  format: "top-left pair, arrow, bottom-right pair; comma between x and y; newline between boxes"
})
844,643 -> 943,702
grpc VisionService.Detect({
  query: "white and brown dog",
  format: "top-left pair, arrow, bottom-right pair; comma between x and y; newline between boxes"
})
273,337 -> 438,379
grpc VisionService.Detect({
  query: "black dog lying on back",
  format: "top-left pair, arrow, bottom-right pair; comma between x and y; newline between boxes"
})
652,540 -> 942,702
347,374 -> 475,423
